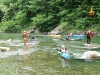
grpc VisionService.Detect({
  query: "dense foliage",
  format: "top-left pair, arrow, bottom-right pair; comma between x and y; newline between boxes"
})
0,0 -> 100,33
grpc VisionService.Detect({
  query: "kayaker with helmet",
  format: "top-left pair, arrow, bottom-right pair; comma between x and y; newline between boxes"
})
59,45 -> 68,54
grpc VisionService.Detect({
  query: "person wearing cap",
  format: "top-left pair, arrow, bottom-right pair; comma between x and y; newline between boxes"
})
23,30 -> 27,45
60,45 -> 68,54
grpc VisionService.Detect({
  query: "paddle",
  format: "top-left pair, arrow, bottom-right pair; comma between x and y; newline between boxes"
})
56,49 -> 61,54
56,49 -> 73,56
56,49 -> 60,51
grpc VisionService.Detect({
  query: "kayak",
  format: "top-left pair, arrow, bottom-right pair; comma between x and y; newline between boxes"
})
60,52 -> 70,59
56,49 -> 70,59
49,34 -> 61,38
0,47 -> 10,51
67,38 -> 82,41
64,35 -> 84,40
70,35 -> 84,39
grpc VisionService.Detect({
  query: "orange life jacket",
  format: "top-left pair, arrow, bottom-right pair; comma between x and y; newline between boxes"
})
23,33 -> 27,38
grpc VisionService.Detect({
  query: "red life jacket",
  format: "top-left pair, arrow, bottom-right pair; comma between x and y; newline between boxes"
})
86,31 -> 93,38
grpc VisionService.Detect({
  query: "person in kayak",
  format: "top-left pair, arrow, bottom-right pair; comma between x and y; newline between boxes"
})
66,33 -> 74,40
30,35 -> 35,41
60,45 -> 68,54
56,45 -> 70,59
86,30 -> 93,44
23,30 -> 28,45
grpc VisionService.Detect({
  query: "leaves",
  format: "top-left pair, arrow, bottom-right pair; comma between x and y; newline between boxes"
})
0,0 -> 100,32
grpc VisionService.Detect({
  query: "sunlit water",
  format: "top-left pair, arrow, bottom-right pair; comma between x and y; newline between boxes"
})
0,33 -> 100,75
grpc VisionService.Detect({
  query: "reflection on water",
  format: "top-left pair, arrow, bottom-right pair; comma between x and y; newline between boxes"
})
23,45 -> 29,64
58,57 -> 70,68
0,33 -> 100,75
0,39 -> 39,58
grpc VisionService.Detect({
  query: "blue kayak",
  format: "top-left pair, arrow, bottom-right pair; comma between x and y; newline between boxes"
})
60,52 -> 70,59
70,35 -> 84,39
64,35 -> 84,40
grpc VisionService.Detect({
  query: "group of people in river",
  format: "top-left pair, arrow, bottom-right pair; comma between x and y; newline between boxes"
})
23,29 -> 93,45
70,29 -> 93,44
22,29 -> 94,46
66,30 -> 93,44
22,30 -> 100,59
58,30 -> 100,59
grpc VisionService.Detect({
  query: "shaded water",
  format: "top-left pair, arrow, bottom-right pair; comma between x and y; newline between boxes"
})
0,33 -> 100,75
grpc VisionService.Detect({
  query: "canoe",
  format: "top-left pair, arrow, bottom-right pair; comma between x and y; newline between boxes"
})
0,47 -> 10,51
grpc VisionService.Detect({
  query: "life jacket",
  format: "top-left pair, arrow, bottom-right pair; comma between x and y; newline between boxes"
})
86,31 -> 93,38
23,33 -> 27,38
60,48 -> 66,53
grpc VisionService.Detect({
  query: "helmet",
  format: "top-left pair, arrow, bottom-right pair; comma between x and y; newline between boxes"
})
62,45 -> 65,48
24,30 -> 26,33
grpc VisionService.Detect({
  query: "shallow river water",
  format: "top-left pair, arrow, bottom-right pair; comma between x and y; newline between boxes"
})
0,33 -> 100,75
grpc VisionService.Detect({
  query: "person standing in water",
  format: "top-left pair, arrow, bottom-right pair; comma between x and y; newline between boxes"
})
86,30 -> 93,44
23,30 -> 27,45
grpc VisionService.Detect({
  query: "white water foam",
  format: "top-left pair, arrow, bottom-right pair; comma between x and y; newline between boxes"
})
0,39 -> 39,58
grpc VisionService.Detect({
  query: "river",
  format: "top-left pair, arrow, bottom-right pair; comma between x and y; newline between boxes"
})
0,33 -> 100,75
